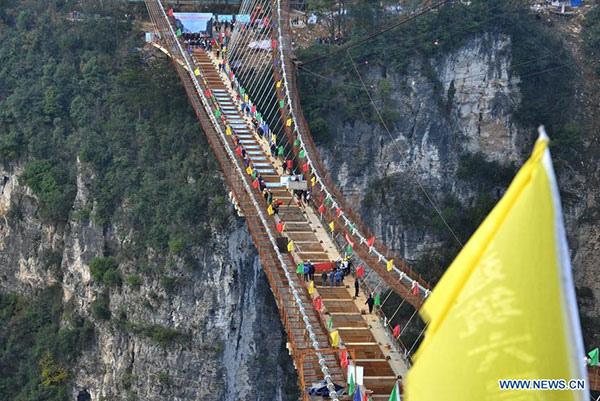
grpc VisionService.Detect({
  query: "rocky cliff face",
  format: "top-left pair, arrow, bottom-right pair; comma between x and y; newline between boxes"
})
0,159 -> 297,400
313,31 -> 600,342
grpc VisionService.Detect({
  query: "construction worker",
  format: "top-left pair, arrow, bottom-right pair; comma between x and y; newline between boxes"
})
354,278 -> 359,298
321,271 -> 328,287
366,293 -> 375,313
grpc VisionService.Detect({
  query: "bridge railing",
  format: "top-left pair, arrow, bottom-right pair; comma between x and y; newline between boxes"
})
271,0 -> 431,307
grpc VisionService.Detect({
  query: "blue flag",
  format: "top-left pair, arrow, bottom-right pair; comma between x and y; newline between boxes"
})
353,385 -> 361,401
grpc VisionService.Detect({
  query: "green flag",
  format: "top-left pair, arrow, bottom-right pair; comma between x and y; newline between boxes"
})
299,149 -> 305,158
252,170 -> 257,179
374,293 -> 380,306
325,196 -> 331,206
176,28 -> 182,36
296,263 -> 304,274
241,88 -> 245,95
589,348 -> 599,366
278,146 -> 284,155
256,112 -> 262,120
215,109 -> 221,117
279,99 -> 285,108
327,315 -> 333,329
346,244 -> 353,255
348,372 -> 355,396
350,223 -> 355,233
294,139 -> 299,147
388,381 -> 400,401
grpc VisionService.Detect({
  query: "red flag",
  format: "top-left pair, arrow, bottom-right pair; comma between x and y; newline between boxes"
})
204,88 -> 211,97
340,350 -> 348,368
318,203 -> 325,214
286,160 -> 293,170
251,104 -> 256,114
277,221 -> 284,233
314,296 -> 322,311
367,236 -> 375,247
412,282 -> 419,296
252,178 -> 259,189
356,265 -> 364,277
271,39 -> 277,48
229,71 -> 233,79
336,208 -> 342,218
263,17 -> 268,26
345,233 -> 354,248
302,162 -> 309,172
235,146 -> 242,155
319,192 -> 324,202
363,394 -> 368,401
168,8 -> 174,17
393,324 -> 400,338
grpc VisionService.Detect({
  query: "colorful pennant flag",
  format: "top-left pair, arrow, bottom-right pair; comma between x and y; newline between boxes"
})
345,234 -> 355,248
329,221 -> 335,232
357,265 -> 364,277
327,315 -> 333,329
271,39 -> 277,48
168,8 -> 174,17
589,348 -> 599,366
374,293 -> 380,306
279,99 -> 285,108
252,178 -> 259,189
330,330 -> 339,347
267,205 -> 274,215
287,240 -> 294,252
367,236 -> 375,247
314,296 -> 322,311
294,138 -> 300,147
346,244 -> 353,255
404,131 -> 587,401
388,381 -> 400,401
226,126 -> 232,136
277,221 -> 284,234
393,324 -> 400,338
302,163 -> 309,172
336,208 -> 342,218
235,147 -> 242,155
412,282 -> 419,296
251,104 -> 256,114
349,223 -> 355,234
286,118 -> 292,127
311,176 -> 316,187
215,109 -> 221,117
296,262 -> 304,274
244,94 -> 249,102
246,166 -> 252,175
353,385 -> 362,401
308,281 -> 314,294
299,149 -> 306,158
176,28 -> 182,36
318,204 -> 325,214
204,88 -> 211,97
194,68 -> 201,76
386,259 -> 393,272
349,371 -> 355,396
276,80 -> 282,88
325,196 -> 331,206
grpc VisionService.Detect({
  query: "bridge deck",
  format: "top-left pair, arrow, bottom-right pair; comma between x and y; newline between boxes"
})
192,48 -> 409,397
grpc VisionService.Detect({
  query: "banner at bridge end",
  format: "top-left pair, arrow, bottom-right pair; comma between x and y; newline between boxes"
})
405,127 -> 587,401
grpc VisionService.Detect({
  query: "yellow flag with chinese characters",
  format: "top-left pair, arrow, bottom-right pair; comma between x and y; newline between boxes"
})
276,80 -> 282,88
311,176 -> 316,187
286,118 -> 292,127
225,125 -> 232,136
287,240 -> 294,252
329,221 -> 335,232
267,205 -> 274,215
386,259 -> 393,272
308,281 -> 314,294
246,166 -> 252,176
405,129 -> 587,401
194,68 -> 200,76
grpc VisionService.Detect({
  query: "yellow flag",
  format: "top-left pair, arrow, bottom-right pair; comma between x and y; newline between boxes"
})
287,240 -> 294,252
225,126 -> 232,136
329,221 -> 334,232
386,259 -> 393,272
286,118 -> 292,127
311,176 -> 316,187
267,205 -> 274,215
272,134 -> 276,143
276,80 -> 282,88
308,281 -> 314,294
405,130 -> 586,401
194,68 -> 200,76
246,166 -> 252,176
244,94 -> 249,102
330,330 -> 339,347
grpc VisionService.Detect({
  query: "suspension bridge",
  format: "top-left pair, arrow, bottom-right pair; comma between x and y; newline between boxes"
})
143,0 -> 600,399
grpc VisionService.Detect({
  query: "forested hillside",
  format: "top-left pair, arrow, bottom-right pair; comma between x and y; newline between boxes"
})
0,1 -> 296,400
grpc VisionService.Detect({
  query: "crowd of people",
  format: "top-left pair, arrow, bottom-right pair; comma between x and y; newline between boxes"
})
315,35 -> 346,45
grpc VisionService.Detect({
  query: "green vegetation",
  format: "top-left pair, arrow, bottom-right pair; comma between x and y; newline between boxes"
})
156,371 -> 171,386
91,295 -> 111,321
125,274 -> 142,290
0,0 -> 229,259
0,287 -> 94,400
90,257 -> 121,287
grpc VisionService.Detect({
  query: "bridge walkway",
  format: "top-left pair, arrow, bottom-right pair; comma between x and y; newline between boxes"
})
193,48 -> 409,398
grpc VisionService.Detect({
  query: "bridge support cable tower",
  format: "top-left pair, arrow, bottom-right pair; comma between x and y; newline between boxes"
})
143,1 -> 346,399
